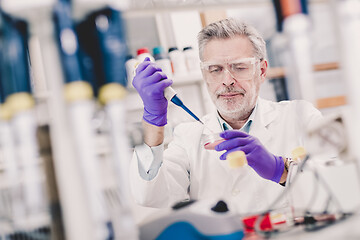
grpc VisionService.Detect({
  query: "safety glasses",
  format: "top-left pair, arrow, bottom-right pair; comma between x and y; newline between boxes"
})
200,57 -> 259,82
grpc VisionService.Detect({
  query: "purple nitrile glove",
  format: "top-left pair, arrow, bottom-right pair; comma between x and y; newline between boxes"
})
215,130 -> 284,183
132,57 -> 173,126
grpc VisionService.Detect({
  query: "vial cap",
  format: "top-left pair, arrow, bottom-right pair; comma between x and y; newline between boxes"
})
137,48 -> 150,56
126,54 -> 134,61
168,47 -> 178,53
153,46 -> 164,55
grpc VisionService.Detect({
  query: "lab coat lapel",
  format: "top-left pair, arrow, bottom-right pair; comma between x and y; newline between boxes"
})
231,98 -> 278,188
203,98 -> 278,144
249,98 -> 277,147
203,112 -> 222,134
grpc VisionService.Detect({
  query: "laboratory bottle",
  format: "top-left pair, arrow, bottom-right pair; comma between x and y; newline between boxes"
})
168,47 -> 187,77
183,46 -> 201,73
125,55 -> 137,85
153,46 -> 173,78
136,47 -> 155,63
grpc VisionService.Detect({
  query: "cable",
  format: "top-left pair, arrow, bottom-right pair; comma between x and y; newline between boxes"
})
304,167 -> 320,213
253,155 -> 311,236
253,154 -> 352,237
305,161 -> 344,214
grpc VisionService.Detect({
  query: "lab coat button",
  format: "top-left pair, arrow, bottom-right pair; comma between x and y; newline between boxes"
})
232,189 -> 240,196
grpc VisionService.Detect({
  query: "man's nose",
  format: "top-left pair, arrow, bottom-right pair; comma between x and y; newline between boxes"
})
222,68 -> 236,86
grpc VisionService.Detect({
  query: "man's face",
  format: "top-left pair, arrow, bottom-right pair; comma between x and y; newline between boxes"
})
201,36 -> 268,120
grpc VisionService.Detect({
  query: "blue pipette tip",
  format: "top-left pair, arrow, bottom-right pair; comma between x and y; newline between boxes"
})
170,95 -> 203,124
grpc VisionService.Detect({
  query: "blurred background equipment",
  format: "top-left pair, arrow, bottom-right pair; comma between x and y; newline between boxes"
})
0,8 -> 51,238
0,0 -> 138,239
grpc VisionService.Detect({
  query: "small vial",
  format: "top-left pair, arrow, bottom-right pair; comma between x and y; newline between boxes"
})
201,133 -> 225,150
226,151 -> 247,168
291,146 -> 306,160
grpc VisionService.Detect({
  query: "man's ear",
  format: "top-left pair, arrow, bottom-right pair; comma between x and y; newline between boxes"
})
259,59 -> 268,83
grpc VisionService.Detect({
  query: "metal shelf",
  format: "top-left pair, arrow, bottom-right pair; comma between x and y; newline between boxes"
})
124,0 -> 329,15
124,0 -> 270,16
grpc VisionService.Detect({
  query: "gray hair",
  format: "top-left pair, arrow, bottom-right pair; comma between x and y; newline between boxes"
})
197,18 -> 267,61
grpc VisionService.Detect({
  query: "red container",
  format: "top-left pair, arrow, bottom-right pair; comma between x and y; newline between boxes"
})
242,213 -> 272,233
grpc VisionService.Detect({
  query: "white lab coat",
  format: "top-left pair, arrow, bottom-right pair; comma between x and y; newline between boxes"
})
130,98 -> 322,214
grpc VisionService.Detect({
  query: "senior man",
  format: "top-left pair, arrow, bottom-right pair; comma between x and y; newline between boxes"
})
130,18 -> 322,213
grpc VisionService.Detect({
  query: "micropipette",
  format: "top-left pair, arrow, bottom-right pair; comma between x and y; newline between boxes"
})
164,87 -> 204,125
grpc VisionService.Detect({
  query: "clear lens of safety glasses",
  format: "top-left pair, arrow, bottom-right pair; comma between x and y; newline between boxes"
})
200,57 -> 259,82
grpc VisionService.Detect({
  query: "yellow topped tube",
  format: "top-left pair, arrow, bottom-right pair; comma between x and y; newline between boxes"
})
64,81 -> 94,102
98,82 -> 127,105
0,103 -> 12,121
6,92 -> 35,117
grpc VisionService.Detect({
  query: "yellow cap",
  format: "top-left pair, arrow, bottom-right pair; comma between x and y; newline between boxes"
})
0,103 -> 12,120
98,83 -> 127,105
6,92 -> 35,115
291,146 -> 307,160
226,151 -> 247,168
64,81 -> 93,102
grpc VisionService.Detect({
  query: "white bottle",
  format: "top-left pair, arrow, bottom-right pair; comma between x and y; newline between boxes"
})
136,47 -> 155,63
125,55 -> 138,87
168,47 -> 187,77
153,46 -> 173,79
183,46 -> 201,73
131,47 -> 155,89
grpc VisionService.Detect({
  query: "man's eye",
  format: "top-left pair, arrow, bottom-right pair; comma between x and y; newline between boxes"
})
209,65 -> 222,73
232,64 -> 248,71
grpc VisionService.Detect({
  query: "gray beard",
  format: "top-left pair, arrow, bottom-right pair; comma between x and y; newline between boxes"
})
216,97 -> 256,121
214,87 -> 257,121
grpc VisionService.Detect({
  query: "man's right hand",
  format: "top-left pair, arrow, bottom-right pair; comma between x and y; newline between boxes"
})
132,57 -> 173,127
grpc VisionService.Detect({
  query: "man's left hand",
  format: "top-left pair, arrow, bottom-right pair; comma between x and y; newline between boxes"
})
215,130 -> 284,183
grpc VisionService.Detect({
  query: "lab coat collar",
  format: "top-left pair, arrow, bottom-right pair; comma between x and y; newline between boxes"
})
216,99 -> 258,132
202,97 -> 278,131
202,97 -> 277,144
